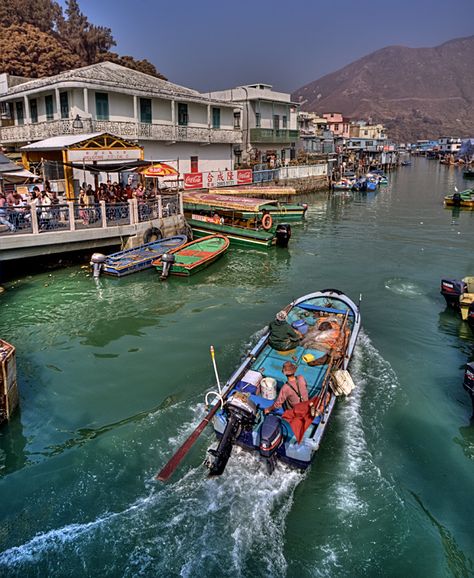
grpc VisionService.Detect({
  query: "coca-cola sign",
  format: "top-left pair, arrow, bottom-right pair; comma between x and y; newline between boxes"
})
184,173 -> 203,189
184,168 -> 254,189
237,169 -> 252,184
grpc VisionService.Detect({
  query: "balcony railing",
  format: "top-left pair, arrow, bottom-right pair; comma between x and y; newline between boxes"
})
0,119 -> 242,145
249,128 -> 299,144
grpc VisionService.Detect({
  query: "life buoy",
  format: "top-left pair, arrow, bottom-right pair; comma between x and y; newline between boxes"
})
143,227 -> 162,244
262,213 -> 273,230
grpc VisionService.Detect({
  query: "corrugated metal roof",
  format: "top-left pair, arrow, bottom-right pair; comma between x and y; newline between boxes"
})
21,133 -> 103,151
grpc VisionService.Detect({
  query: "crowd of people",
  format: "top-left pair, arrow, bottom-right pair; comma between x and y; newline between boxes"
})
0,184 -> 59,232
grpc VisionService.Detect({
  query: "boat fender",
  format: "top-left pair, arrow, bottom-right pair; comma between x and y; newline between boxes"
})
262,213 -> 273,231
143,227 -> 162,244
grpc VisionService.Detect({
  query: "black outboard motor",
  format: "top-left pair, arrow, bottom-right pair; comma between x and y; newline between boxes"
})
463,362 -> 474,419
440,278 -> 467,308
259,414 -> 283,474
207,392 -> 258,476
468,302 -> 474,332
160,253 -> 176,280
90,253 -> 106,278
275,223 -> 291,248
452,192 -> 462,206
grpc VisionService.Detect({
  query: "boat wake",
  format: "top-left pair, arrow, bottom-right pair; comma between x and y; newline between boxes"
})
0,330 -> 405,577
384,277 -> 425,298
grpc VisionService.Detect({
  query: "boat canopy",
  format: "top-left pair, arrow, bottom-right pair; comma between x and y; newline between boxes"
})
183,192 -> 276,212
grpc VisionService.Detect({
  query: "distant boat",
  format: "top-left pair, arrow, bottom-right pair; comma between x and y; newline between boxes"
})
153,234 -> 229,278
90,235 -> 188,277
444,188 -> 474,209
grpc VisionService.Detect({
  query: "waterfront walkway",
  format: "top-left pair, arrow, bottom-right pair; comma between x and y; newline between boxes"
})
0,195 -> 185,261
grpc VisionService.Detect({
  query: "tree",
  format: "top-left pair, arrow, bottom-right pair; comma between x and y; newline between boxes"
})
0,0 -> 63,33
0,23 -> 82,78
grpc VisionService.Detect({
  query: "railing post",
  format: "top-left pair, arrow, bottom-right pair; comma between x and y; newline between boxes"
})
128,199 -> 135,224
100,201 -> 107,228
68,202 -> 75,231
30,200 -> 39,234
179,192 -> 184,216
131,198 -> 139,223
157,195 -> 163,219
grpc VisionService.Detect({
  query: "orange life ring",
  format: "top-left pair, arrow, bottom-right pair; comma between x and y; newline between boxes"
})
262,213 -> 273,230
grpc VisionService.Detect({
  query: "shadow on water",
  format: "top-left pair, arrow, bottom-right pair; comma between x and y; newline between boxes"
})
0,410 -> 28,477
453,425 -> 474,460
410,491 -> 474,578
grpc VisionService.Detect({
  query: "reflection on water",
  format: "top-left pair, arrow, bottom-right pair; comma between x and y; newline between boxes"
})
0,411 -> 27,477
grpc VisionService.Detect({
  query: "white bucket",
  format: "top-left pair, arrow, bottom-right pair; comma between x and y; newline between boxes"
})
259,377 -> 277,400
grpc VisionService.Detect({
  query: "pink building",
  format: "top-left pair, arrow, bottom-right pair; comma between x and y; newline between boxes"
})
323,112 -> 351,138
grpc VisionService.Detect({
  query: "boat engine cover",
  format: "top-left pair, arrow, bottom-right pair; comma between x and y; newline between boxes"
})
464,362 -> 474,394
275,223 -> 292,248
259,414 -> 283,457
226,392 -> 257,421
161,253 -> 176,264
441,278 -> 466,299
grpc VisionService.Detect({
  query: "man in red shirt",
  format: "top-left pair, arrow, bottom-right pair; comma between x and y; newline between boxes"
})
264,361 -> 308,413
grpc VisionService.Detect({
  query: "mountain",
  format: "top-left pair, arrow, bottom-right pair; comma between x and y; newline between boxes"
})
292,36 -> 474,142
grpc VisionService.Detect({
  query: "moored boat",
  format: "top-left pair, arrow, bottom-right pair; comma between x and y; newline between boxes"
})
152,234 -> 229,278
183,191 -> 307,222
90,235 -> 187,277
444,188 -> 474,208
205,289 -> 361,475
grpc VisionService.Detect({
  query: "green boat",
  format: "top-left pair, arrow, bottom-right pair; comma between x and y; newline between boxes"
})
188,217 -> 277,248
152,234 -> 230,277
183,192 -> 307,222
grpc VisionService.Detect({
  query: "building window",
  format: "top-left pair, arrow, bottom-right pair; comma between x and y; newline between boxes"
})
334,123 -> 339,131
15,101 -> 24,125
190,156 -> 198,173
60,91 -> 69,119
45,95 -> 54,121
282,115 -> 287,129
212,107 -> 220,129
281,149 -> 286,164
273,115 -> 280,130
178,103 -> 188,126
233,111 -> 241,129
255,112 -> 261,128
95,92 -> 109,121
30,98 -> 38,123
140,98 -> 152,124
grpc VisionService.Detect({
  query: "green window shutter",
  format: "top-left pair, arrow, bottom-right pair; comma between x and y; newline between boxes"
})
95,92 -> 109,121
45,95 -> 54,121
140,98 -> 152,124
212,107 -> 220,129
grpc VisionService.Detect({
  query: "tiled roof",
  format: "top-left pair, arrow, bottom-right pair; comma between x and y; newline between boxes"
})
3,62 -> 227,105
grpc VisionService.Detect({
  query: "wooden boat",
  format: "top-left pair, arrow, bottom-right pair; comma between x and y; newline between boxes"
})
183,193 -> 293,248
203,289 -> 361,475
444,188 -> 474,209
183,192 -> 307,222
90,235 -> 187,277
332,179 -> 354,191
152,234 -> 229,278
0,339 -> 18,425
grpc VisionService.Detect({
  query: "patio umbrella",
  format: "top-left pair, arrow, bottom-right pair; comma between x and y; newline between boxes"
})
139,163 -> 178,177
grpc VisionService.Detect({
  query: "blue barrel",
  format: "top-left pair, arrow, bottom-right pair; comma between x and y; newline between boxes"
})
292,319 -> 308,335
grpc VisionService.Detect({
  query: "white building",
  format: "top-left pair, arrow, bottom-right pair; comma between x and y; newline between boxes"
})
0,62 -> 242,180
438,137 -> 462,154
207,84 -> 299,166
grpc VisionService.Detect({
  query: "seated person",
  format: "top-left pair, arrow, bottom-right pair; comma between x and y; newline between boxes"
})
264,361 -> 308,413
268,310 -> 302,351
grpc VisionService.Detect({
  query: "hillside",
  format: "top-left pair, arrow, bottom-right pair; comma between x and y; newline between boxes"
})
292,36 -> 474,142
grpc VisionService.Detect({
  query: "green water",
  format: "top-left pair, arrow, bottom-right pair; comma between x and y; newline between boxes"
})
0,158 -> 473,577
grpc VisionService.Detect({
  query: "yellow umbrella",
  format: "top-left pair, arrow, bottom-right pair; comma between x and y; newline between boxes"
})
140,163 -> 178,177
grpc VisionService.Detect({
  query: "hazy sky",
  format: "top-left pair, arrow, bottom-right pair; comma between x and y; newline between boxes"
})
63,0 -> 474,93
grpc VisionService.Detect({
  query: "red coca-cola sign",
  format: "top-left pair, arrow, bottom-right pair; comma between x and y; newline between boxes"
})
237,169 -> 252,184
184,172 -> 203,189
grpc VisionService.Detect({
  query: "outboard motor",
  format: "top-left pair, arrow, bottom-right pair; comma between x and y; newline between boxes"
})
468,302 -> 474,331
160,253 -> 176,280
207,392 -> 258,476
275,223 -> 291,248
259,413 -> 283,474
90,253 -> 106,278
452,192 -> 462,206
440,278 -> 467,308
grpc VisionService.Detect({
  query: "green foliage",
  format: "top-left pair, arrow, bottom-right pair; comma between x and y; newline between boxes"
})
0,0 -> 167,79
